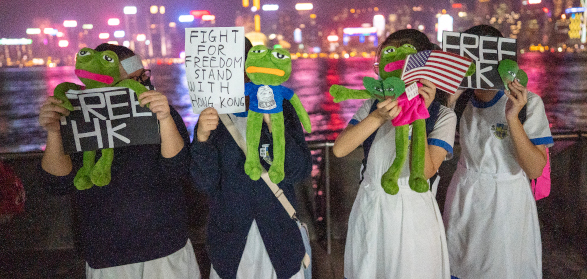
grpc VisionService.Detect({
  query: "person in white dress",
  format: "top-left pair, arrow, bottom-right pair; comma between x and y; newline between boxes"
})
443,25 -> 553,279
334,29 -> 456,279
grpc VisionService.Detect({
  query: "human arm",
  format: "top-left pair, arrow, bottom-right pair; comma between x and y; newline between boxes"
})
190,107 -> 222,194
138,90 -> 184,158
39,97 -> 73,176
506,80 -> 547,179
424,105 -> 457,179
418,79 -> 436,108
333,98 -> 401,157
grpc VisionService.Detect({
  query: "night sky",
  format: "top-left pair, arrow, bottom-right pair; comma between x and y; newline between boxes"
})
0,0 -> 456,38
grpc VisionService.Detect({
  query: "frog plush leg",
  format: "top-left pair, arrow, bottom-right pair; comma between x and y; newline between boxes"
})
91,148 -> 114,186
268,112 -> 285,184
381,124 -> 409,195
329,85 -> 373,103
409,119 -> 428,193
245,110 -> 264,181
53,82 -> 81,111
73,151 -> 96,190
289,94 -> 312,133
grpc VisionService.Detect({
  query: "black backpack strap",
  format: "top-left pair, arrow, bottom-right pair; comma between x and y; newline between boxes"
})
454,89 -> 475,133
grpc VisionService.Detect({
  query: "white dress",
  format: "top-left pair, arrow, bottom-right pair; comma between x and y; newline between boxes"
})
344,99 -> 456,279
443,91 -> 553,279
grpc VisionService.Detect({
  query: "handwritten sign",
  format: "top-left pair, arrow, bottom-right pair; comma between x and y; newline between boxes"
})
60,87 -> 160,153
185,27 -> 246,114
442,31 -> 517,90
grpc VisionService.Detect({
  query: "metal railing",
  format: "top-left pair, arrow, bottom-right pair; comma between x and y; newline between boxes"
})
306,131 -> 587,255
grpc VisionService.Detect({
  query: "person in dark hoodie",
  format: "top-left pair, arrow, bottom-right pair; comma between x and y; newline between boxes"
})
39,43 -> 200,278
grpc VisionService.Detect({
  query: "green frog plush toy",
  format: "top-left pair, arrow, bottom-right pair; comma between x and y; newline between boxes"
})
330,44 -> 426,195
244,45 -> 312,184
53,48 -> 148,190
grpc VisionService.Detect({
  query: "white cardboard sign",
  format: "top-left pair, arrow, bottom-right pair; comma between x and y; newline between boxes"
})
184,27 -> 246,114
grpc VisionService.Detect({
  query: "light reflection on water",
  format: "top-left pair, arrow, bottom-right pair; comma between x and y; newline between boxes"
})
0,53 -> 585,153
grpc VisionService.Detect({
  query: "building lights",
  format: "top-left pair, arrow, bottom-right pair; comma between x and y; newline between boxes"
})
295,3 -> 313,11
190,10 -> 211,18
160,6 -> 165,14
114,30 -> 125,38
58,40 -> 69,47
262,4 -> 279,11
26,28 -> 41,35
202,15 -> 216,21
82,24 -> 93,30
0,38 -> 33,45
137,34 -> 146,41
123,6 -> 137,15
179,15 -> 195,22
63,20 -> 77,27
99,33 -> 110,39
255,15 -> 261,32
327,34 -> 339,42
108,18 -> 120,26
150,6 -> 158,14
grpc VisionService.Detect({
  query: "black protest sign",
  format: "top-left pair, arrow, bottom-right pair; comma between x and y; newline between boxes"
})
184,27 -> 246,114
60,87 -> 160,153
442,31 -> 517,90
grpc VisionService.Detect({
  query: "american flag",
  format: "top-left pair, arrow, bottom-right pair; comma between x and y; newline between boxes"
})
400,50 -> 473,95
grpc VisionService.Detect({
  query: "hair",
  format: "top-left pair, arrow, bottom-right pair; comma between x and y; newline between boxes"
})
94,43 -> 136,61
376,29 -> 448,105
376,29 -> 434,57
463,24 -> 504,38
244,37 -> 253,60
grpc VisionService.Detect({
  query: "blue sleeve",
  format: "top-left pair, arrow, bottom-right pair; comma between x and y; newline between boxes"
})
189,124 -> 221,195
281,86 -> 295,101
244,82 -> 254,97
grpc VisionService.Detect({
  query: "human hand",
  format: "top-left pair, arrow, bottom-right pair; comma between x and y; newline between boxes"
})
418,79 -> 436,108
39,96 -> 70,134
196,107 -> 219,142
505,79 -> 528,122
372,97 -> 401,123
138,90 -> 171,121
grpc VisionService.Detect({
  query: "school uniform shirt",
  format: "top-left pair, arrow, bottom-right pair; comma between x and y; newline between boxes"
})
443,91 -> 554,279
344,98 -> 456,279
190,100 -> 311,279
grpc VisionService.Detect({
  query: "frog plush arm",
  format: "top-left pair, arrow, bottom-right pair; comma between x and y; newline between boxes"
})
329,84 -> 373,103
289,94 -> 311,133
53,82 -> 82,111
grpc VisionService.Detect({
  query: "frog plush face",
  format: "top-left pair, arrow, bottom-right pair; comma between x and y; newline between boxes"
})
378,44 -> 418,80
245,45 -> 292,86
75,48 -> 121,89
498,59 -> 528,90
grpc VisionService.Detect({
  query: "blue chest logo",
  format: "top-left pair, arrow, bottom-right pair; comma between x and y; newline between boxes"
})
491,123 -> 509,139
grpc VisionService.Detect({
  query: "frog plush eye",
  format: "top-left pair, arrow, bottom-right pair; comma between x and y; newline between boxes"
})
78,50 -> 91,56
252,49 -> 266,54
272,51 -> 290,60
383,47 -> 396,55
507,70 -> 516,77
103,55 -> 114,63
403,44 -> 417,51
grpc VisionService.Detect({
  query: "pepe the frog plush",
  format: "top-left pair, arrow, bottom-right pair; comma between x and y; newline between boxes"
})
330,44 -> 474,195
53,48 -> 148,190
243,45 -> 311,184
330,44 -> 427,195
498,59 -> 528,90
